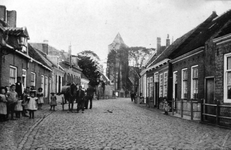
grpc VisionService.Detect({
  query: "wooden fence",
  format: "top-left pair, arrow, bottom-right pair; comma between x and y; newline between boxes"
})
201,99 -> 231,128
172,99 -> 201,121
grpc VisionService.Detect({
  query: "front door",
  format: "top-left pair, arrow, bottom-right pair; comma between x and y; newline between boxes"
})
205,77 -> 215,122
206,78 -> 214,104
155,82 -> 159,108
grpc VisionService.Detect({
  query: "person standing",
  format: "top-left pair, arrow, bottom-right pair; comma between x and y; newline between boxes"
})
7,84 -> 18,120
76,86 -> 85,113
37,87 -> 44,110
15,77 -> 24,100
22,87 -> 30,117
50,92 -> 57,111
85,84 -> 95,109
130,91 -> 136,102
27,91 -> 37,119
0,87 -> 8,122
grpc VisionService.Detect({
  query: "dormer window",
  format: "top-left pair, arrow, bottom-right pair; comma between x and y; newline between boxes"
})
18,36 -> 28,54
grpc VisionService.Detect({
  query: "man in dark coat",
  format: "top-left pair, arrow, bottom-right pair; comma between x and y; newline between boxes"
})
76,86 -> 85,113
85,84 -> 95,109
130,90 -> 136,102
15,77 -> 24,99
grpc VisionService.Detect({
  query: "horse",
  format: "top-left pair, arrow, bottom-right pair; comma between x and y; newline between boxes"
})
61,83 -> 77,112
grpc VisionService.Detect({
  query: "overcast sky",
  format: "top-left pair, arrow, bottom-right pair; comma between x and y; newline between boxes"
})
2,0 -> 231,61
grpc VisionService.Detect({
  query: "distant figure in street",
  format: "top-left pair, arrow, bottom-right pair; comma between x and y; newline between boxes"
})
37,87 -> 44,110
27,90 -> 37,119
15,77 -> 24,100
7,84 -> 18,120
76,86 -> 85,113
50,92 -> 57,111
85,84 -> 95,109
130,90 -> 136,102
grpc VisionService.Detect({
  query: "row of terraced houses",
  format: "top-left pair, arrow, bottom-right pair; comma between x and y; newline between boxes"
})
139,10 -> 231,127
0,5 -> 87,103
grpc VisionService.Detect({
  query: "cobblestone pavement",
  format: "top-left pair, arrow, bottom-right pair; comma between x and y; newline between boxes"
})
1,98 -> 231,150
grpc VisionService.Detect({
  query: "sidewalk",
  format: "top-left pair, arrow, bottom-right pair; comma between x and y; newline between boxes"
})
134,102 -> 200,122
0,104 -> 53,150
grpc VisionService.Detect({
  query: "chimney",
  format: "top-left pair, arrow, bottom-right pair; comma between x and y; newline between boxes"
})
157,37 -> 161,55
166,34 -> 170,47
7,10 -> 16,27
0,5 -> 6,22
42,40 -> 49,55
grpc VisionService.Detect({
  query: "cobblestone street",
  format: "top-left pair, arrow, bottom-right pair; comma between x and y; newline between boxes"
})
1,98 -> 231,150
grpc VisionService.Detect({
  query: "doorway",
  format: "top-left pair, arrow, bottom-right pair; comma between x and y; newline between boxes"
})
205,77 -> 215,122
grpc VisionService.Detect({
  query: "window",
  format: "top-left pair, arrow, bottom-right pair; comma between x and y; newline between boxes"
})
159,73 -> 163,97
173,71 -> 177,99
224,54 -> 231,103
154,72 -> 159,83
181,68 -> 188,99
163,71 -> 168,97
9,66 -> 17,85
31,72 -> 36,87
147,77 -> 150,97
191,66 -> 198,99
41,75 -> 44,91
45,76 -> 48,98
22,69 -> 26,89
150,77 -> 153,98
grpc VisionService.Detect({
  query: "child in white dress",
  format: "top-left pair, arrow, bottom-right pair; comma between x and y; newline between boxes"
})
37,87 -> 44,110
14,99 -> 23,118
27,91 -> 37,119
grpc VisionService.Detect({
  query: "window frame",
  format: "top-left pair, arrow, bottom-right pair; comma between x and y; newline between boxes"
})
9,66 -> 17,85
181,68 -> 188,99
173,71 -> 177,100
159,73 -> 163,98
44,76 -> 48,98
41,75 -> 44,92
191,65 -> 199,99
224,53 -> 231,103
163,71 -> 168,97
31,72 -> 36,87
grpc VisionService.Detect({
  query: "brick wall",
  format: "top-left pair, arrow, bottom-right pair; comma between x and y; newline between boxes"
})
172,51 -> 204,101
1,52 -> 52,103
215,42 -> 231,102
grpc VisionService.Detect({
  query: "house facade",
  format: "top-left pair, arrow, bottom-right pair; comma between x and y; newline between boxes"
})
0,6 -> 53,103
140,10 -> 231,126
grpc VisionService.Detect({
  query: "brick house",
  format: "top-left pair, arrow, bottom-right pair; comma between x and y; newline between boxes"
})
140,10 -> 231,124
30,42 -> 65,94
0,6 -> 52,103
30,42 -> 82,87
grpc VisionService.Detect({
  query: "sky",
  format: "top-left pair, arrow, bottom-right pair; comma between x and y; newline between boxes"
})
2,0 -> 231,62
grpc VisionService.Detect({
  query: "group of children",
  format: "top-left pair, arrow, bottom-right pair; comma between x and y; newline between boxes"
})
0,85 -> 45,121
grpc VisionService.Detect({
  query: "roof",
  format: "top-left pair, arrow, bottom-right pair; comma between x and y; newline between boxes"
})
29,43 -> 61,56
5,27 -> 29,39
147,11 -> 217,67
170,9 -> 231,59
28,44 -> 51,71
